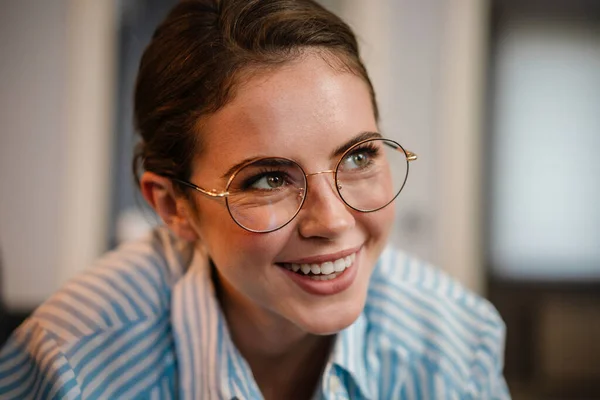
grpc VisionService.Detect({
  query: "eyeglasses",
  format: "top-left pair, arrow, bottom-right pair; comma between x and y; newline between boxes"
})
170,138 -> 417,233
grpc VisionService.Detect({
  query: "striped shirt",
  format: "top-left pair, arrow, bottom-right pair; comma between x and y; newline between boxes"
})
0,227 -> 510,399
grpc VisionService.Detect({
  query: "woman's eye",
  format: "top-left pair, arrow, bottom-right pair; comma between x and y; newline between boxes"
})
251,173 -> 285,189
344,151 -> 371,169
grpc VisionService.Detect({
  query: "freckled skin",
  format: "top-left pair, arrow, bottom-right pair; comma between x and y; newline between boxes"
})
188,53 -> 395,336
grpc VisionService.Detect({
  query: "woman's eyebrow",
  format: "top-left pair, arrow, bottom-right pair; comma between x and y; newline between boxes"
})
330,131 -> 382,158
221,157 -> 260,180
220,131 -> 382,180
221,157 -> 298,180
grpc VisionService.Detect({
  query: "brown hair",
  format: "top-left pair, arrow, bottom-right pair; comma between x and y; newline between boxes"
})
133,0 -> 378,189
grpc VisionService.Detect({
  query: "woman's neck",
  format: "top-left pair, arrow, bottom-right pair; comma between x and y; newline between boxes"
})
213,267 -> 333,399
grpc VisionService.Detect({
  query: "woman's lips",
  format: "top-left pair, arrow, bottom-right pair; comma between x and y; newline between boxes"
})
276,247 -> 361,296
277,245 -> 362,265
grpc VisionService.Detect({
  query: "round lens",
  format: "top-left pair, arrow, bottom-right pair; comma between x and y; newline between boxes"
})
335,138 -> 409,212
225,158 -> 307,232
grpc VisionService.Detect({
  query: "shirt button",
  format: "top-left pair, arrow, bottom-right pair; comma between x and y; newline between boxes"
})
329,375 -> 341,392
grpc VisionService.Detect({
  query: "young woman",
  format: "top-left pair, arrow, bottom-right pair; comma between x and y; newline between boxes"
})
0,0 -> 510,399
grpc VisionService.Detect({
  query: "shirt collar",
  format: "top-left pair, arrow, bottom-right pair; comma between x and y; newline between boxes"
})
171,246 -> 252,400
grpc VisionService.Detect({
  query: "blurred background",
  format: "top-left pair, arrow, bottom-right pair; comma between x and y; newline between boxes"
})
1,0 -> 599,398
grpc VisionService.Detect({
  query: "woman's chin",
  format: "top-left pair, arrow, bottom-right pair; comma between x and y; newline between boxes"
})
294,301 -> 365,336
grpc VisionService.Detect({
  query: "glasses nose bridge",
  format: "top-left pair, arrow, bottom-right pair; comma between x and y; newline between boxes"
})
303,169 -> 342,193
305,169 -> 336,179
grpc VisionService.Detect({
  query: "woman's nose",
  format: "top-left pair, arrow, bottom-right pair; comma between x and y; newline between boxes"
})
296,172 -> 355,239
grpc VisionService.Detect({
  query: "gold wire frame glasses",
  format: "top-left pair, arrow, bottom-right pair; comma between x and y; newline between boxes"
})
170,138 -> 418,233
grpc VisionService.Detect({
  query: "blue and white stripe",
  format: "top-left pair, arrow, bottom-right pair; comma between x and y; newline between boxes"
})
0,226 -> 510,399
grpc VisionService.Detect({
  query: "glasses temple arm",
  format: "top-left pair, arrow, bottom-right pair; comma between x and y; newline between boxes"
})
170,177 -> 230,198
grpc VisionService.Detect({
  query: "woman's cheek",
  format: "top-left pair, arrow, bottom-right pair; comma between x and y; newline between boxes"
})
363,205 -> 394,238
212,227 -> 290,270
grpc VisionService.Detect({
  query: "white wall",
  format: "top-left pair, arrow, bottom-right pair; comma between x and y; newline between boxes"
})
437,0 -> 489,293
0,0 -> 116,310
0,0 -> 69,310
60,0 -> 116,289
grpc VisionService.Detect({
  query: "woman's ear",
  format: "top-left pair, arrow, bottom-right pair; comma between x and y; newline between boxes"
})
140,172 -> 199,242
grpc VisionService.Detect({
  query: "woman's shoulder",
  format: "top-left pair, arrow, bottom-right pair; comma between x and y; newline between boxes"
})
364,246 -> 508,395
0,226 -> 187,398
29,226 -> 191,346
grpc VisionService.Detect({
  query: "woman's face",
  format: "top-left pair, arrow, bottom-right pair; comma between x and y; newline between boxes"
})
188,53 -> 394,335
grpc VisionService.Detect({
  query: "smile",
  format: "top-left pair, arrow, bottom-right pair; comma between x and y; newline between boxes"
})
275,247 -> 362,295
280,253 -> 356,281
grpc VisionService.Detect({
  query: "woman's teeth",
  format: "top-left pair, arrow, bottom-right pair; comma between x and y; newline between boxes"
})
282,253 -> 356,281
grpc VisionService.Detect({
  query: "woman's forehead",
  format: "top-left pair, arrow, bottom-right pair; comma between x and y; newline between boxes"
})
197,55 -> 377,168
